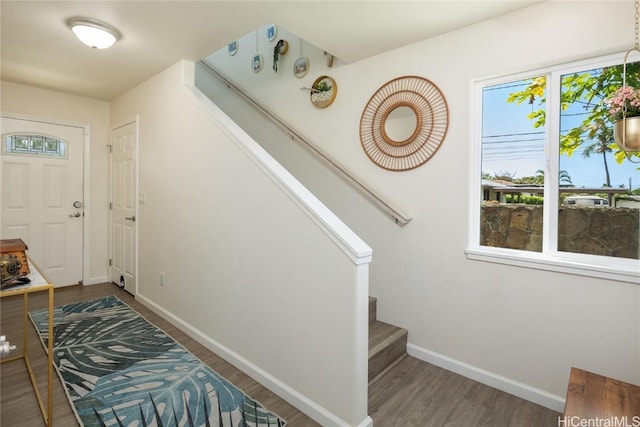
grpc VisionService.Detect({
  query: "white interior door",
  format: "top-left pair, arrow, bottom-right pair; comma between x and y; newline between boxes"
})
110,120 -> 137,295
1,116 -> 84,286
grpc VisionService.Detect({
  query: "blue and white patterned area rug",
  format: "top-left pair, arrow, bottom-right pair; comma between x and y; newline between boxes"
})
30,295 -> 286,427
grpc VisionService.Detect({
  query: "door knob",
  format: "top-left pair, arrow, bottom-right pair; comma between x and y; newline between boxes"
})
69,212 -> 81,218
125,215 -> 136,222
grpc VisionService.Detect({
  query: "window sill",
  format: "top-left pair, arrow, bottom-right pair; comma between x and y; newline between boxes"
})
465,247 -> 639,285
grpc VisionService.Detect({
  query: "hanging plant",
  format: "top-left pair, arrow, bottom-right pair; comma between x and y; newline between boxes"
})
604,0 -> 640,156
273,39 -> 288,72
606,68 -> 640,153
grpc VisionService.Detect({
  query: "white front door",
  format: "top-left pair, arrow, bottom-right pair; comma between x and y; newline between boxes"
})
110,120 -> 137,295
1,116 -> 84,286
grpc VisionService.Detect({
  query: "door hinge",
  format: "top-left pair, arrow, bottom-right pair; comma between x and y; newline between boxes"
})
109,202 -> 112,210
109,259 -> 112,267
108,145 -> 112,153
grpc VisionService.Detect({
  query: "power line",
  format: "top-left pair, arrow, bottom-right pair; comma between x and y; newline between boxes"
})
483,81 -> 537,92
483,131 -> 543,139
482,125 -> 609,142
483,145 -> 543,153
482,138 -> 545,145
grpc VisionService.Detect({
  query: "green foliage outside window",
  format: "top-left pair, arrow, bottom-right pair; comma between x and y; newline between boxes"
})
507,62 -> 640,166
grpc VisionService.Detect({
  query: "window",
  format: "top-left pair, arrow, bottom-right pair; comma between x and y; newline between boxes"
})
469,53 -> 639,283
3,134 -> 67,158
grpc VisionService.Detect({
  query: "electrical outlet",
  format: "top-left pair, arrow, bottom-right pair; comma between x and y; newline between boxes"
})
160,272 -> 165,287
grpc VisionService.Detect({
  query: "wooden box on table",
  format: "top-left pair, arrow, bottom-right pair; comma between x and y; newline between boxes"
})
0,238 -> 30,276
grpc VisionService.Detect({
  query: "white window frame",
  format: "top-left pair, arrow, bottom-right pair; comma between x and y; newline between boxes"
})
467,52 -> 639,284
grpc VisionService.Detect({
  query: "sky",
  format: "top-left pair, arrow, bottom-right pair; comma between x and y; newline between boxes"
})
482,79 -> 639,190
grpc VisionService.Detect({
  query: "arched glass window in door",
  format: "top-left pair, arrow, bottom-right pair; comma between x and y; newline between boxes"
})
3,134 -> 67,158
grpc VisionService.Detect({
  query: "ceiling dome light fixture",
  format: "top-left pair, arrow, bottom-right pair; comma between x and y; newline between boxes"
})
66,17 -> 121,49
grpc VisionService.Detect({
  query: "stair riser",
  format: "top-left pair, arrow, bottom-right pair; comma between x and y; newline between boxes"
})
369,297 -> 377,324
369,331 -> 407,382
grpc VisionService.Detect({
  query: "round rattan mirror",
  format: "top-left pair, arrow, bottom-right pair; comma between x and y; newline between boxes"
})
383,104 -> 419,144
360,76 -> 449,171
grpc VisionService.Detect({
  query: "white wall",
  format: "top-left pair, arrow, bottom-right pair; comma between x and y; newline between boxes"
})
0,81 -> 111,285
200,1 -> 640,411
110,61 -> 372,427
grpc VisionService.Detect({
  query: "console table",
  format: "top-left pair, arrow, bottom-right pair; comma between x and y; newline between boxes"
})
564,367 -> 640,421
1,259 -> 54,426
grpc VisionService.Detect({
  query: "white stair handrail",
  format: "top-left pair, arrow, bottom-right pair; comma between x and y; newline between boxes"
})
198,60 -> 412,226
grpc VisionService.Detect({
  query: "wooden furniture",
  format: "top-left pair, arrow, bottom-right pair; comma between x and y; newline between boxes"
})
1,258 -> 54,426
564,367 -> 640,421
0,238 -> 30,277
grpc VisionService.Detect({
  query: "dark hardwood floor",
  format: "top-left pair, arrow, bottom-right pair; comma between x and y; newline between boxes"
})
1,283 -> 561,426
369,356 -> 561,426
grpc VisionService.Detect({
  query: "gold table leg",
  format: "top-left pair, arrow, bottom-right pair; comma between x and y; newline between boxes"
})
47,286 -> 53,425
1,283 -> 54,426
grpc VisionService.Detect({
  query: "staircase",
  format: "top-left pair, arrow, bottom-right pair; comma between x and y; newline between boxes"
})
368,296 -> 408,383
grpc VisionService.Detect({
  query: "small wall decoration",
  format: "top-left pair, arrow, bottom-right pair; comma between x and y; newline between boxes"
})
227,41 -> 238,56
309,75 -> 337,109
265,24 -> 277,42
325,52 -> 334,68
359,75 -> 449,171
294,57 -> 309,78
272,39 -> 289,72
251,54 -> 263,73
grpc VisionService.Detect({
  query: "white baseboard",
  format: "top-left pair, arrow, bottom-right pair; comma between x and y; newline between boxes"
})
357,416 -> 373,427
136,293 -> 369,427
407,343 -> 565,413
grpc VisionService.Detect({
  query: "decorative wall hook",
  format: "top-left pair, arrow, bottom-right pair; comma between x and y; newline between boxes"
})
273,39 -> 289,72
324,51 -> 334,68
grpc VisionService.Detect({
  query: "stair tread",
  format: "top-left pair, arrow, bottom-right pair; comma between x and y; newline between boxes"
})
369,320 -> 407,356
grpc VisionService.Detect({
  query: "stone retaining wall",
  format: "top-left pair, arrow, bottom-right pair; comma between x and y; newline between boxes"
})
480,204 -> 639,259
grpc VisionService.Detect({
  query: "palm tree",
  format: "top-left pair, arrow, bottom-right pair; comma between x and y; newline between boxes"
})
534,169 -> 573,186
582,123 -> 612,187
559,170 -> 573,186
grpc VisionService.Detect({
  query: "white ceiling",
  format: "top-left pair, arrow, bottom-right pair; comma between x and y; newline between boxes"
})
1,1 -> 541,101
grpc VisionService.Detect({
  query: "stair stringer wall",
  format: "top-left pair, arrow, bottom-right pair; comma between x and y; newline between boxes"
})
111,60 -> 372,427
